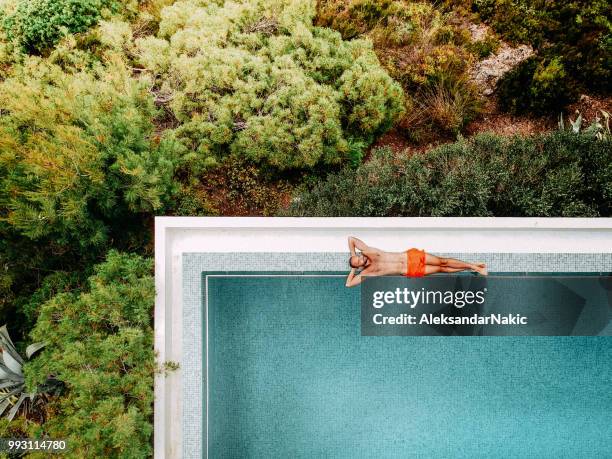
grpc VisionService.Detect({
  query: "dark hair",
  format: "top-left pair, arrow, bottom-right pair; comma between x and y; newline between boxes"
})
349,255 -> 361,269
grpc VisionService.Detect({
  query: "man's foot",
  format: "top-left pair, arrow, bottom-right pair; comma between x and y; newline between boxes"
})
473,264 -> 488,276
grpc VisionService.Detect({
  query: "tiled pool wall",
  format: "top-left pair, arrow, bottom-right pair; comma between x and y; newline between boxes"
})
181,252 -> 612,459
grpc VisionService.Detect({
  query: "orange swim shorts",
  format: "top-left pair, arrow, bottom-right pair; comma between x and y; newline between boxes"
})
406,248 -> 426,277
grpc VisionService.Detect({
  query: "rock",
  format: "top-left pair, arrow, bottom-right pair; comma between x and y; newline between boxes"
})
470,44 -> 534,95
468,23 -> 489,42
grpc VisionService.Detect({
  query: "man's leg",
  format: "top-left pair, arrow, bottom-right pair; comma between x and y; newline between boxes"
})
425,265 -> 467,275
425,253 -> 487,275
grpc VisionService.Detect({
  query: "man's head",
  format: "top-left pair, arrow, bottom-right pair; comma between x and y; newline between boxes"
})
349,254 -> 367,269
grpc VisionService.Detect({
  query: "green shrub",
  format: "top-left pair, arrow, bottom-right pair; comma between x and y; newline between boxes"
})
285,130 -> 612,217
497,56 -> 576,115
316,0 -> 482,138
406,76 -> 482,136
0,416 -> 36,449
200,155 -> 292,216
0,221 -> 103,345
317,0 -> 471,52
136,0 -> 404,170
20,271 -> 86,331
452,0 -> 612,113
470,0 -> 541,45
468,33 -> 500,59
1,0 -> 117,53
23,250 -> 156,459
0,57 -> 184,249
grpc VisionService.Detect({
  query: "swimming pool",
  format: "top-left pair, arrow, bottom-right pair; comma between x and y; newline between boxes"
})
205,273 -> 611,458
154,218 -> 612,458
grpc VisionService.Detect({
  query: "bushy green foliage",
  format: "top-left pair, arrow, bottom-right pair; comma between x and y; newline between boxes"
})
136,0 -> 404,170
285,130 -> 612,217
468,33 -> 500,59
20,271 -> 85,331
452,0 -> 611,113
1,0 -> 116,53
0,222 -> 101,345
316,0 -> 482,138
0,56 -> 184,248
202,155 -> 292,216
497,56 -> 575,115
0,415 -> 37,450
23,250 -> 156,459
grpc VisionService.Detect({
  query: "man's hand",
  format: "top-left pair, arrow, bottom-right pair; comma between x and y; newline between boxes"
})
345,268 -> 362,287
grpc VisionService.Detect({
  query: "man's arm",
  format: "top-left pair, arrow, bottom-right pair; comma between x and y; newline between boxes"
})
346,264 -> 374,287
348,236 -> 369,255
345,268 -> 363,287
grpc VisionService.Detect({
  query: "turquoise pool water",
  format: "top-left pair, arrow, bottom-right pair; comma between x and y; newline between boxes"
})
206,274 -> 612,458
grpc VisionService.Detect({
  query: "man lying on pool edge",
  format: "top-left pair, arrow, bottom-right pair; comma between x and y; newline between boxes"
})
345,236 -> 487,287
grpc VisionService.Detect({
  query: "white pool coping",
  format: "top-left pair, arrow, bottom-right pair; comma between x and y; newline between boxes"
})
154,217 -> 612,458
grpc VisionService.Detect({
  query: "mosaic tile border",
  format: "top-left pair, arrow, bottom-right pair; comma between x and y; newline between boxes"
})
182,252 -> 612,458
